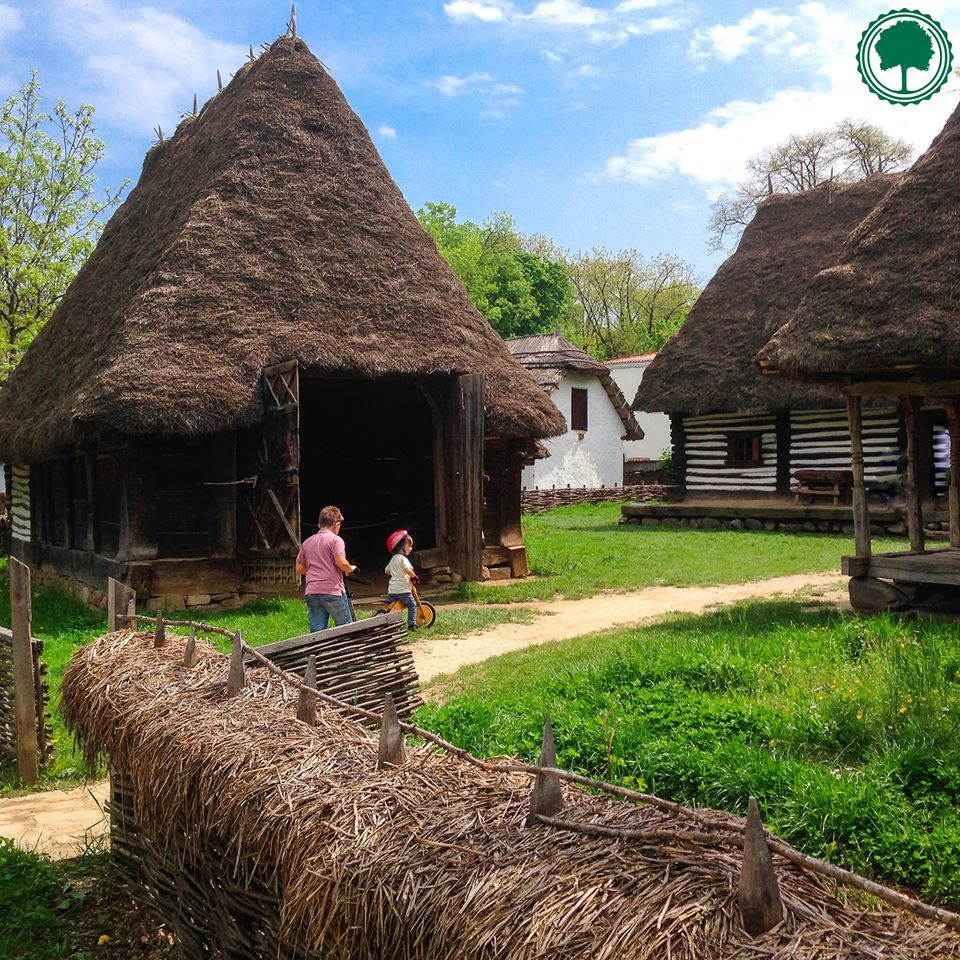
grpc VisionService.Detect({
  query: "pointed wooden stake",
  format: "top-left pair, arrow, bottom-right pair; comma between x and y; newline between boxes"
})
153,611 -> 166,648
192,93 -> 198,116
125,598 -> 136,628
738,797 -> 784,936
248,44 -> 255,62
288,3 -> 297,37
216,69 -> 223,91
297,655 -> 317,723
527,714 -> 563,823
183,628 -> 198,668
377,692 -> 405,769
226,630 -> 246,697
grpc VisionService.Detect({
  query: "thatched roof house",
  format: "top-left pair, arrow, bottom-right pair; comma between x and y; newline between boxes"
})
0,36 -> 563,605
506,333 -> 641,489
758,103 -> 960,612
632,177 -> 903,497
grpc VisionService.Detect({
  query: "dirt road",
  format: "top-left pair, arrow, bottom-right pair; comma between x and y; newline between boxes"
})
0,570 -> 843,857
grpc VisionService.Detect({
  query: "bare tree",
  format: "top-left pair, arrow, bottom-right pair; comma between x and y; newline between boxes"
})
708,119 -> 912,251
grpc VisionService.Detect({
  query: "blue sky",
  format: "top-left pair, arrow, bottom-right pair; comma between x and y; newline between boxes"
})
1,0 -> 958,281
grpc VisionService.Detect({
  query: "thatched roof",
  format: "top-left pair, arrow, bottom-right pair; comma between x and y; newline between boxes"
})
759,103 -> 960,383
0,37 -> 564,464
61,629 -> 960,960
633,176 -> 898,416
506,333 -> 642,440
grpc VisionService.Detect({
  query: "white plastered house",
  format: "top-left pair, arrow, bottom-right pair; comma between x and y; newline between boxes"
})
505,333 -> 643,489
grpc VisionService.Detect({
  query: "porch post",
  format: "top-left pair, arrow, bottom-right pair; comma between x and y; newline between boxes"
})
946,400 -> 960,548
900,396 -> 925,552
845,394 -> 871,558
446,374 -> 485,581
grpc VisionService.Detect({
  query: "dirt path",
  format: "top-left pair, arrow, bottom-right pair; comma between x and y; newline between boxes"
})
413,571 -> 845,684
0,571 -> 843,858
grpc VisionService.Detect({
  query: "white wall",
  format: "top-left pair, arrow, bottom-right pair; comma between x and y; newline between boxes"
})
522,371 -> 625,489
607,360 -> 672,461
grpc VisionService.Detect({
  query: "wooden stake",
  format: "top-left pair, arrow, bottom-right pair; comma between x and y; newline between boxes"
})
288,4 -> 297,37
738,797 -> 783,936
845,394 -> 872,558
107,578 -> 121,633
216,69 -> 223,91
154,610 -> 166,648
10,557 -> 37,785
226,630 -> 246,697
901,396 -> 925,552
296,655 -> 317,723
248,44 -> 255,62
527,714 -> 563,822
183,628 -> 198,668
192,93 -> 198,116
125,598 -> 136,628
377,692 -> 405,768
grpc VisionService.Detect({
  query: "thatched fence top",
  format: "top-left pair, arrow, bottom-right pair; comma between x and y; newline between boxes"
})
62,629 -> 960,959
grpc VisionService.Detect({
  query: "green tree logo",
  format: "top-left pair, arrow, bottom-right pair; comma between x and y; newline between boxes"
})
857,10 -> 953,105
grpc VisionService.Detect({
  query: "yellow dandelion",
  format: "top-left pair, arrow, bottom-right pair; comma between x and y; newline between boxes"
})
854,677 -> 861,685
856,712 -> 863,721
898,705 -> 908,714
97,934 -> 110,946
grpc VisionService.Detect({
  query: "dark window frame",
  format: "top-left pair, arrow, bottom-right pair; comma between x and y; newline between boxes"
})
570,387 -> 589,432
726,433 -> 764,467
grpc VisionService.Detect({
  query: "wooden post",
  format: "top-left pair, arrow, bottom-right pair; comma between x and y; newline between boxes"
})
226,630 -> 246,697
125,598 -> 136,628
296,655 -> 317,724
107,578 -> 136,633
446,373 -> 485,582
738,797 -> 783,936
901,397 -> 925,552
946,401 -> 960,548
153,610 -> 166,648
845,395 -> 872,558
10,557 -> 37,785
377,692 -> 405,768
527,714 -> 563,822
183,628 -> 198,668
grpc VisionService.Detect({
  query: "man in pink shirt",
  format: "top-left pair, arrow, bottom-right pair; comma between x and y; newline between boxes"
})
295,505 -> 357,632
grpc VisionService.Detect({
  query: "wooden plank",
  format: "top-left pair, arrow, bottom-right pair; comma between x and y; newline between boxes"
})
946,401 -> 960,548
446,374 -> 484,581
10,557 -> 37,785
250,613 -> 402,659
901,397 -> 924,552
846,395 -> 872,558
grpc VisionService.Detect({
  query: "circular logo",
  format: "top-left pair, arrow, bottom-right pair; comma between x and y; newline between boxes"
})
857,9 -> 953,105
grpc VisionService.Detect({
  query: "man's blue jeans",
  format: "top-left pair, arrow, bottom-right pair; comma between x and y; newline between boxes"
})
388,592 -> 418,628
306,593 -> 352,633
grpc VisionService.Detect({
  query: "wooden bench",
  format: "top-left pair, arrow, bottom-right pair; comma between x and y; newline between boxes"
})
793,469 -> 853,507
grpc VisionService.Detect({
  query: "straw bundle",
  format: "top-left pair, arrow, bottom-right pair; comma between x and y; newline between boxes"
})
62,630 -> 960,959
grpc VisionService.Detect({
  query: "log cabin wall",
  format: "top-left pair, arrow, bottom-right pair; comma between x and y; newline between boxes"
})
681,413 -> 778,494
789,408 -> 901,489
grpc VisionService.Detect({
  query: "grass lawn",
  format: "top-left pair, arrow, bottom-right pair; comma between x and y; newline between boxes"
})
418,600 -> 960,905
0,567 -> 536,790
456,503 -> 901,603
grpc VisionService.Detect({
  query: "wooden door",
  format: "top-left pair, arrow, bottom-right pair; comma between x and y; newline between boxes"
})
238,361 -> 301,564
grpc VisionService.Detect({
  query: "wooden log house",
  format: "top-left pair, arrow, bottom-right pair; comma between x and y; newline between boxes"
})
758,101 -> 960,612
0,37 -> 565,609
633,177 -> 910,501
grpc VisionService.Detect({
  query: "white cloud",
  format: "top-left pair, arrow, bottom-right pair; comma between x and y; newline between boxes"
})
603,0 -> 957,195
0,2 -> 23,36
442,0 -> 681,45
432,72 -> 494,96
691,7 -> 796,62
52,0 -> 246,136
377,124 -> 397,138
429,72 -> 524,118
444,0 -> 506,22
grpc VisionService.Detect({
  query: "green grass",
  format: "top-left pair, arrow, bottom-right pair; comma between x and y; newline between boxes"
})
418,601 -> 960,905
0,838 -> 173,959
457,503 -> 900,603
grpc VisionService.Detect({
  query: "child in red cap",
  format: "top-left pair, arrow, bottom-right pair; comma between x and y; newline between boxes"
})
385,529 -> 418,631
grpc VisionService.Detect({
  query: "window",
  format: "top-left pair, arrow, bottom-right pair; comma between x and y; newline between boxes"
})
727,433 -> 763,466
571,388 -> 588,432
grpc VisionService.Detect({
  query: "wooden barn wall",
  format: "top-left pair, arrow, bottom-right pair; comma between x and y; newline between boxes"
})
682,413 -> 777,493
789,408 -> 900,485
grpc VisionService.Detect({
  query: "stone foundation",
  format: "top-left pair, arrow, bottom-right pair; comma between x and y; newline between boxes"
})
522,483 -> 670,514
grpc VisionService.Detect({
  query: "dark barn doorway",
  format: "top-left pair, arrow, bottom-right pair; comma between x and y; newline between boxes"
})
299,378 -> 436,580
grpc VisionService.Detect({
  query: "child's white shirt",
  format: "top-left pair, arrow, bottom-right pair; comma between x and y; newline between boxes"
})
385,553 -> 414,595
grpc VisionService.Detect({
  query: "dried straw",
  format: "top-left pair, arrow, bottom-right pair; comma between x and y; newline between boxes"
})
62,630 -> 960,959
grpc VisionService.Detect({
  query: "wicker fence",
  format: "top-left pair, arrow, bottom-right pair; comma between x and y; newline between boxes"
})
520,483 -> 669,513
58,590 -> 960,960
0,628 -> 52,771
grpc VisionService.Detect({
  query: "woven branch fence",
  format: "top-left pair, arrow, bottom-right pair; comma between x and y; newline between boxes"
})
0,628 -> 52,768
60,610 -> 960,960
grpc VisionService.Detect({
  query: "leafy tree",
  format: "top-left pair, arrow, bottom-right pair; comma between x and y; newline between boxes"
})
876,19 -> 934,94
417,202 -> 572,339
708,119 -> 912,250
0,73 -> 126,379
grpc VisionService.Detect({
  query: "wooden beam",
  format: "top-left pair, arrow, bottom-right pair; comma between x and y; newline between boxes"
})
843,380 -> 960,398
446,374 -> 485,581
10,557 -> 37,785
845,395 -> 871,558
901,397 -> 924,553
946,401 -> 960,548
